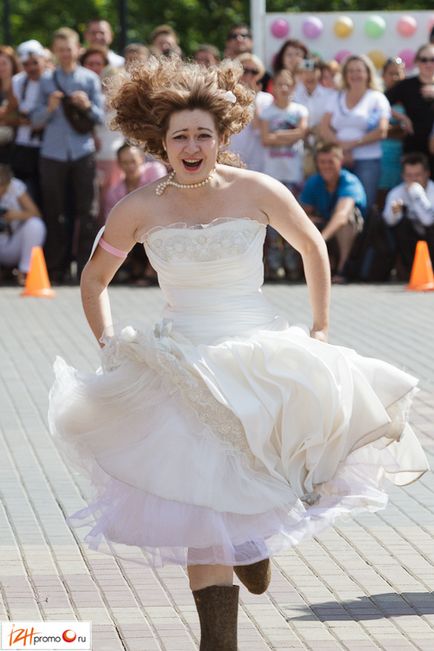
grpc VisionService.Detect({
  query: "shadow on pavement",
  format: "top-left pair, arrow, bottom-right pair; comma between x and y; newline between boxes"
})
287,592 -> 434,621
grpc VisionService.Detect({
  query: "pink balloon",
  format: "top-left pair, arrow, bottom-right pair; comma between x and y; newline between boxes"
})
397,15 -> 418,38
398,48 -> 415,70
271,18 -> 290,39
302,17 -> 323,40
335,49 -> 352,64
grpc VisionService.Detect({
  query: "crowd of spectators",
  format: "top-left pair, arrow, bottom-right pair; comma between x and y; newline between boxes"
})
0,18 -> 433,286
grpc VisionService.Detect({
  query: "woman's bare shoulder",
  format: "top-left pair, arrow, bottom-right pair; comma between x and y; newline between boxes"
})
218,165 -> 296,224
221,164 -> 288,198
106,174 -> 170,239
220,164 -> 273,186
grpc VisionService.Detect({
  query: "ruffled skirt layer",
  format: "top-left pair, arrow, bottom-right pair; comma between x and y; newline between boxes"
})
48,322 -> 429,567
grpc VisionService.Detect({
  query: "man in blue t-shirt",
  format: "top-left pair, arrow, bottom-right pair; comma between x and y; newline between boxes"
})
300,143 -> 367,282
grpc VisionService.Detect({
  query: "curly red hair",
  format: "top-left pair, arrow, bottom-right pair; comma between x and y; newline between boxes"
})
107,56 -> 254,164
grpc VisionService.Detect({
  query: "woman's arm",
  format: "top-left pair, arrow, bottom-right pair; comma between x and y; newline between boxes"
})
6,191 -> 41,221
390,108 -> 413,137
251,105 -> 262,130
260,116 -> 308,147
0,96 -> 18,126
80,195 -> 143,344
339,117 -> 389,151
0,80 -> 18,115
256,175 -> 330,339
318,111 -> 339,145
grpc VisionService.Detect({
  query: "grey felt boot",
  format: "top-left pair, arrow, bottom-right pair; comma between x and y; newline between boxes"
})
192,584 -> 239,650
234,558 -> 271,594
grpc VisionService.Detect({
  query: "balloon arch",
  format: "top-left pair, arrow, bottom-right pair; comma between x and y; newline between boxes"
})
249,4 -> 434,71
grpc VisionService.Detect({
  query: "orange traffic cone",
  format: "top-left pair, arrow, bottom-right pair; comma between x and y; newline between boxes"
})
21,246 -> 55,298
407,240 -> 434,292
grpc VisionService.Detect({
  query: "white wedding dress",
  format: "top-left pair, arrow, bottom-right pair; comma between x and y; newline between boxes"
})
49,217 -> 429,567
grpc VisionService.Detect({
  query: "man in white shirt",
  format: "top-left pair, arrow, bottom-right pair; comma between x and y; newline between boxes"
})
294,59 -> 336,177
382,152 -> 434,277
12,40 -> 48,207
84,19 -> 125,68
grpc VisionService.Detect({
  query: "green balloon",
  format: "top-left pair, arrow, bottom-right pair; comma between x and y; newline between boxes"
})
365,16 -> 386,38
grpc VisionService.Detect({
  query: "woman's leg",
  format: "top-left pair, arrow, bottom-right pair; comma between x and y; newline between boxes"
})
0,232 -> 21,270
187,564 -> 233,591
18,217 -> 46,272
0,217 -> 46,273
188,564 -> 238,651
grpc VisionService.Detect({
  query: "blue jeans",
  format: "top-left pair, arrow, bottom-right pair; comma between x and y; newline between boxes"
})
352,158 -> 381,215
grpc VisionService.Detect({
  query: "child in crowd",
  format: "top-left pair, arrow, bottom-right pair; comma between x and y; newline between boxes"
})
378,57 -> 407,209
104,144 -> 166,219
0,163 -> 45,285
260,69 -> 308,279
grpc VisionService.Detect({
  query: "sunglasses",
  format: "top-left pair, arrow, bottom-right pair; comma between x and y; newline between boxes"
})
243,67 -> 259,75
228,32 -> 251,40
417,57 -> 434,63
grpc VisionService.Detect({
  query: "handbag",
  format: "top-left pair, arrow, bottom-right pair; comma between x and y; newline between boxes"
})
53,71 -> 96,135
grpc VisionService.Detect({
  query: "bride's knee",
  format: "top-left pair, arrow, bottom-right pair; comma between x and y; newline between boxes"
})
187,564 -> 233,591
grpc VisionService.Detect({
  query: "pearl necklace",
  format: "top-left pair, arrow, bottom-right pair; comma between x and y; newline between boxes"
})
155,170 -> 214,196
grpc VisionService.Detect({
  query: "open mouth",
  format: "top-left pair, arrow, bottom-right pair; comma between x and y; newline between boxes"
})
182,159 -> 203,172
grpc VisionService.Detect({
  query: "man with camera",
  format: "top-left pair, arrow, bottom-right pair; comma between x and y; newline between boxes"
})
382,152 -> 434,278
11,40 -> 48,209
32,27 -> 104,283
294,59 -> 336,177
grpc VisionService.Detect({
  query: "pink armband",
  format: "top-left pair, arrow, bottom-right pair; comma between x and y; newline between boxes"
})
98,237 -> 128,259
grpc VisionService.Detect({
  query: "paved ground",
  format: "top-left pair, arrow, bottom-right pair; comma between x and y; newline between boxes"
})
0,283 -> 433,651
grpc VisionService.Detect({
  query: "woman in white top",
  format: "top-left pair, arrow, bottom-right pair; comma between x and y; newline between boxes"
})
229,53 -> 273,172
0,164 -> 45,285
320,55 -> 391,212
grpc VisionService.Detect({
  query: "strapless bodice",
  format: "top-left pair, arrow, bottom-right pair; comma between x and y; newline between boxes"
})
143,218 -> 285,343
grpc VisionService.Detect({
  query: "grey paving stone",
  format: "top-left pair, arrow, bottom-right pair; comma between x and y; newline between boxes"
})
0,283 -> 433,650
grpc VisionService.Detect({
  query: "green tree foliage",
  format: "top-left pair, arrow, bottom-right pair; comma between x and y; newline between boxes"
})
7,0 -> 249,53
6,0 -> 432,54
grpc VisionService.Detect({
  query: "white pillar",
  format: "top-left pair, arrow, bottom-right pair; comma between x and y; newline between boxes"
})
250,0 -> 266,63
